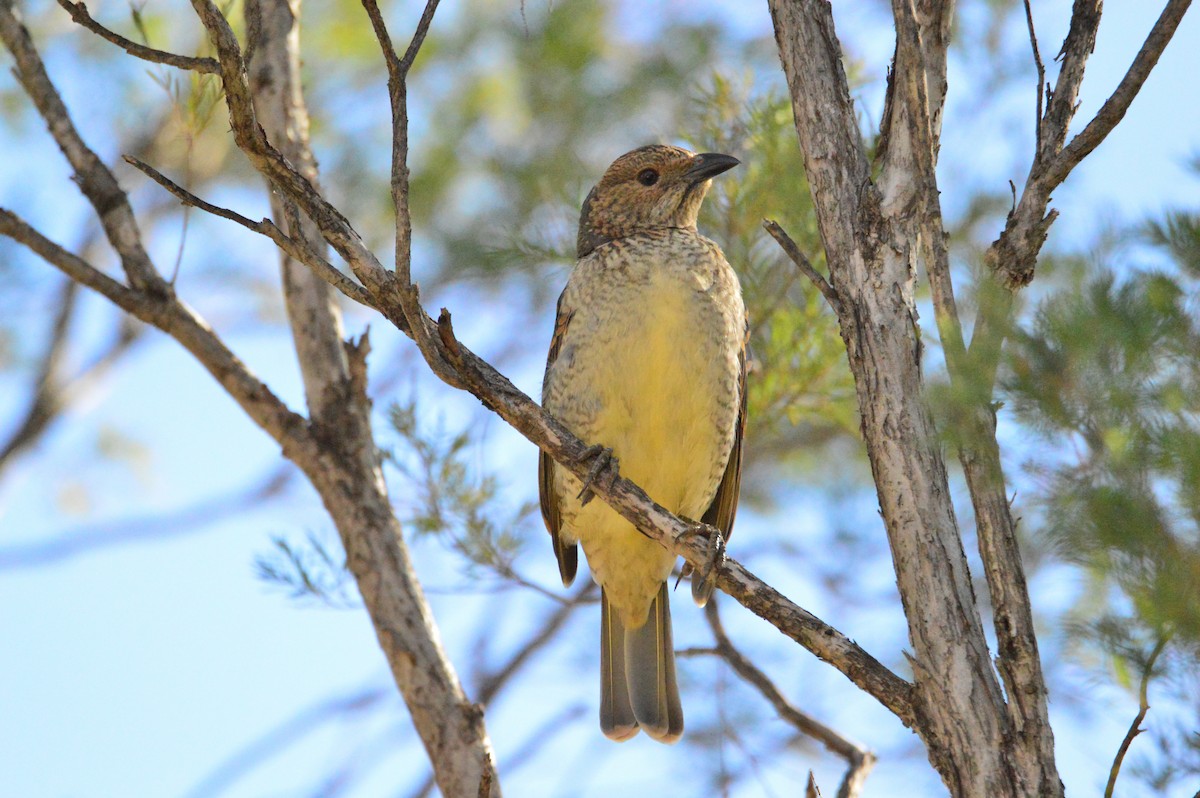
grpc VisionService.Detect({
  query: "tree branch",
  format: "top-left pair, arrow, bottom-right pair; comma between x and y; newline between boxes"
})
360,0 -> 447,375
56,0 -> 220,74
240,1 -> 500,793
954,9 -> 1190,780
762,219 -> 840,313
769,2 -> 1034,794
0,208 -> 314,454
1046,0 -> 1192,188
0,0 -> 169,296
1104,636 -> 1170,798
122,155 -> 374,309
703,599 -> 875,798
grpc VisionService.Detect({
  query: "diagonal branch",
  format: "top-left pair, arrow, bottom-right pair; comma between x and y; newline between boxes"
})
56,0 -> 220,73
1046,0 -> 1192,188
123,156 -> 374,308
762,219 -> 840,314
0,208 -> 313,454
702,599 -> 875,798
1104,635 -> 1171,798
0,0 -> 168,296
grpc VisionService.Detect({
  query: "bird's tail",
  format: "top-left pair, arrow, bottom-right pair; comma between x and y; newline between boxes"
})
599,583 -> 683,743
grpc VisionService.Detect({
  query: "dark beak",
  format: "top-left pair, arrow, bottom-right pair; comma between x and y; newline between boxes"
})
684,152 -> 740,183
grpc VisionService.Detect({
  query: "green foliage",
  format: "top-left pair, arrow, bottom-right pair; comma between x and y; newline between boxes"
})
1002,171 -> 1200,794
1006,183 -> 1200,671
385,398 -> 535,583
255,529 -> 358,608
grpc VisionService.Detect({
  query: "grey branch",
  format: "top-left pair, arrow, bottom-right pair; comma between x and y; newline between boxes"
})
0,1 -> 168,296
1046,0 -> 1192,188
56,0 -> 220,74
122,155 -> 374,308
762,219 -> 840,314
769,1 -> 1058,794
704,599 -> 875,798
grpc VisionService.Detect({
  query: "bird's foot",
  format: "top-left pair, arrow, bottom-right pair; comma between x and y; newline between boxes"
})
575,444 -> 618,506
689,524 -> 726,606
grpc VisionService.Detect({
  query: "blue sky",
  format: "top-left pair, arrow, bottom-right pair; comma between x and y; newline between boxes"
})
2,2 -> 1198,797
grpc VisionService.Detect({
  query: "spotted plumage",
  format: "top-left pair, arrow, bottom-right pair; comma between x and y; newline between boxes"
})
540,144 -> 748,743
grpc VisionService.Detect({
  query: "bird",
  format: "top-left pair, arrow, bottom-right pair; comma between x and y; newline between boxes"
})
539,144 -> 748,743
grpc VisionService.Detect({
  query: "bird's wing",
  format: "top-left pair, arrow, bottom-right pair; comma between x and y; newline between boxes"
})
690,318 -> 749,604
539,290 -> 579,587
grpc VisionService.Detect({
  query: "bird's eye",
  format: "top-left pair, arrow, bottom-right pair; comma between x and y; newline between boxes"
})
636,169 -> 659,186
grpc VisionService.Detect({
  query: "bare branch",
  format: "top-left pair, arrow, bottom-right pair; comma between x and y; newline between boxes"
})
0,208 -> 314,455
762,219 -> 840,314
1104,636 -> 1171,798
123,155 -> 374,309
1022,0 -> 1046,153
704,600 -> 875,798
0,1 -> 168,296
360,0 -> 446,374
769,3 -> 1038,794
1046,0 -> 1192,188
56,0 -> 220,74
955,10 -> 1190,774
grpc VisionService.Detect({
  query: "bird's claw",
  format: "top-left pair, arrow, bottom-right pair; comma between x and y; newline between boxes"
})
689,524 -> 726,606
575,445 -> 618,506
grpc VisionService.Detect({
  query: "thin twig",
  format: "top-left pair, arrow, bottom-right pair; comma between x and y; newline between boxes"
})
704,600 -> 875,798
399,0 -> 441,75
56,0 -> 220,73
0,2 -> 168,295
1047,0 -> 1192,188
123,155 -> 374,309
1104,635 -> 1171,798
1022,0 -> 1046,153
360,0 -> 444,373
762,219 -> 840,313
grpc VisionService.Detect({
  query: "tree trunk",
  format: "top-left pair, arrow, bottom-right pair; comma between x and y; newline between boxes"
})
244,1 -> 500,793
767,1 -> 1062,795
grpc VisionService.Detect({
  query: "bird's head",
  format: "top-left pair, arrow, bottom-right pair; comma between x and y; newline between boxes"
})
576,144 -> 740,257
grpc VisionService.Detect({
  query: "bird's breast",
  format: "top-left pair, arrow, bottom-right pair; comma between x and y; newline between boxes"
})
558,246 -> 742,519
